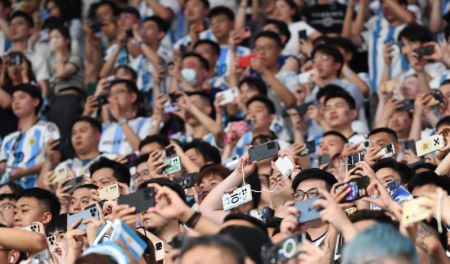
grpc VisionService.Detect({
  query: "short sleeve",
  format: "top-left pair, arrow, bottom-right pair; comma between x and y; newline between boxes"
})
68,55 -> 83,70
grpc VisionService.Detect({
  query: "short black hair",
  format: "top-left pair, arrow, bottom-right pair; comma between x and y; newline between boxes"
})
197,164 -> 230,185
0,0 -> 11,8
72,116 -> 102,133
368,127 -> 399,142
0,193 -> 17,201
18,188 -> 61,219
323,131 -> 348,144
10,10 -> 34,28
118,6 -> 140,20
410,162 -> 437,172
329,36 -> 356,55
142,15 -> 169,33
208,6 -> 234,21
263,19 -> 291,46
139,135 -> 170,151
407,171 -> 450,194
238,77 -> 268,96
350,210 -> 399,228
398,24 -> 433,44
89,157 -> 131,185
109,78 -> 139,96
436,116 -> 450,131
224,213 -> 268,235
0,182 -> 23,195
373,158 -> 415,184
73,183 -> 98,193
133,153 -> 149,167
186,0 -> 210,9
323,88 -> 356,110
46,213 -> 67,235
254,30 -> 283,49
182,51 -> 210,71
316,83 -> 347,102
92,0 -> 119,17
179,235 -> 245,264
193,39 -> 221,56
292,168 -> 338,191
114,65 -> 138,80
183,139 -> 221,164
312,44 -> 344,75
138,177 -> 187,204
246,95 -> 276,115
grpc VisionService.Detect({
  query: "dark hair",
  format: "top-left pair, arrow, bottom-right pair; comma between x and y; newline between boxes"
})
224,213 -> 268,235
410,162 -> 437,172
45,0 -> 80,21
372,159 -> 415,184
350,210 -> 399,228
139,135 -> 170,151
323,131 -> 348,144
179,235 -> 246,264
316,83 -> 347,102
89,158 -> 131,185
0,182 -> 23,195
75,253 -> 118,264
183,139 -> 221,164
46,213 -> 67,235
407,171 -> 450,194
323,88 -> 356,110
0,193 -> 17,201
133,153 -> 150,167
118,6 -> 140,20
254,30 -> 283,49
114,65 -> 138,81
368,127 -> 399,142
436,116 -> 450,131
398,24 -> 433,44
238,77 -> 268,96
91,0 -> 119,18
194,39 -> 221,56
263,19 -> 291,46
197,164 -> 230,185
186,0 -> 210,9
208,6 -> 234,21
4,52 -> 36,86
246,95 -> 276,115
142,15 -> 169,33
292,168 -> 338,191
182,51 -> 210,71
18,188 -> 61,219
0,0 -> 11,8
138,177 -> 187,204
329,36 -> 356,55
73,183 -> 98,193
312,44 -> 344,75
72,116 -> 102,133
10,10 -> 34,28
50,25 -> 71,49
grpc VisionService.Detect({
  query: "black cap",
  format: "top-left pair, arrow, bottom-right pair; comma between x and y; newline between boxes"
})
13,84 -> 42,111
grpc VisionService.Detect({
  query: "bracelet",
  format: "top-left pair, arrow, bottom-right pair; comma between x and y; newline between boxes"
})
184,211 -> 201,228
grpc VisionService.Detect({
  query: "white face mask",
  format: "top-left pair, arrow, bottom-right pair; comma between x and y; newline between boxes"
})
181,68 -> 197,85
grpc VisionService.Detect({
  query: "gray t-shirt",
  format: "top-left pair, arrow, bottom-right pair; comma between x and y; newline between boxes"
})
49,54 -> 84,94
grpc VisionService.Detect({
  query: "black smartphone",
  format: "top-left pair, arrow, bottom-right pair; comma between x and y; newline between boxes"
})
414,45 -> 433,57
91,19 -> 102,33
174,172 -> 198,189
298,30 -> 307,40
293,197 -> 323,224
51,140 -> 60,151
431,90 -> 445,104
125,153 -> 138,168
299,141 -> 316,156
335,176 -> 370,202
318,154 -> 331,167
118,187 -> 155,213
346,152 -> 364,171
165,146 -> 176,158
63,176 -> 85,194
125,29 -> 133,38
295,101 -> 314,117
8,52 -> 22,66
400,139 -> 417,155
248,140 -> 280,161
96,94 -> 110,106
401,99 -> 414,112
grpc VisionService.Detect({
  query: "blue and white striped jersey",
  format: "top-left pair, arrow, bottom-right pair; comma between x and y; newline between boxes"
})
99,117 -> 154,156
54,152 -> 117,177
0,121 -> 60,189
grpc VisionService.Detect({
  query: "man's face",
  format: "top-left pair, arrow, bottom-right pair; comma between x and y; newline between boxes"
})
368,132 -> 396,149
0,198 -> 15,227
197,174 -> 223,203
96,4 -> 115,24
140,20 -> 163,44
313,52 -> 340,79
184,0 -> 208,23
239,83 -> 260,106
439,83 -> 450,114
411,184 -> 436,198
255,37 -> 281,68
295,179 -> 328,201
209,14 -> 233,40
91,168 -> 117,189
194,43 -> 218,70
69,187 -> 95,214
14,197 -> 48,227
71,121 -> 100,156
324,98 -> 354,129
108,83 -> 136,111
133,162 -> 151,188
387,111 -> 412,136
9,17 -> 31,41
141,197 -> 170,230
180,246 -> 239,264
140,142 -> 164,155
185,148 -> 206,168
118,12 -> 139,30
375,167 -> 400,184
246,101 -> 274,132
11,91 -> 38,118
181,56 -> 207,86
318,135 -> 346,157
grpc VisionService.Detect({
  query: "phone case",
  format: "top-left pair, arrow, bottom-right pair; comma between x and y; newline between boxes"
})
335,176 -> 370,202
47,235 -> 57,253
222,184 -> 253,211
248,141 -> 280,161
118,187 -> 155,213
299,141 -> 315,156
297,70 -> 315,85
22,223 -> 40,233
53,165 -> 69,183
99,184 -> 120,200
67,207 -> 100,230
294,197 -> 323,224
162,156 -> 182,175
64,176 -> 86,193
174,173 -> 198,189
415,134 -> 445,157
402,197 -> 432,225
218,88 -> 239,106
275,156 -> 294,177
378,144 -> 396,159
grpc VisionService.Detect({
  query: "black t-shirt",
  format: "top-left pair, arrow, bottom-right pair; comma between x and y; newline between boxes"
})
0,84 -> 18,138
304,2 -> 347,34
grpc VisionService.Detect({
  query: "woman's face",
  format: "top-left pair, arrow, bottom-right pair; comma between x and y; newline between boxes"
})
49,29 -> 69,51
46,1 -> 61,18
274,0 -> 295,23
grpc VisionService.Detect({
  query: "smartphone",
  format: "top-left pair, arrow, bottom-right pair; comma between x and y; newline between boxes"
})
318,154 -> 331,167
386,179 -> 402,195
239,53 -> 257,69
293,197 -> 323,224
298,30 -> 307,40
22,223 -> 40,233
125,29 -> 133,38
401,100 -> 414,112
383,80 -> 396,93
98,184 -> 120,200
430,90 -> 445,105
174,172 -> 199,189
346,152 -> 365,172
299,141 -> 316,156
47,235 -> 57,253
261,233 -> 306,264
294,102 -> 314,117
63,176 -> 85,194
414,45 -> 433,57
67,206 -> 100,230
275,156 -> 294,177
96,93 -> 110,106
335,176 -> 370,202
30,249 -> 51,263
8,53 -> 22,66
378,144 -> 395,159
51,140 -> 60,151
217,87 -> 239,106
222,184 -> 253,211
118,187 -> 155,213
248,140 -> 280,161
415,134 -> 445,157
165,146 -> 176,158
162,156 -> 182,175
297,70 -> 315,85
53,165 -> 69,183
125,153 -> 138,168
164,104 -> 180,113
224,155 -> 240,170
91,19 -> 103,33
400,140 -> 417,155
402,197 -> 432,225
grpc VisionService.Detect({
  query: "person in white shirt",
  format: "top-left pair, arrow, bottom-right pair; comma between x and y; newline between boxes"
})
99,79 -> 154,156
0,84 -> 60,189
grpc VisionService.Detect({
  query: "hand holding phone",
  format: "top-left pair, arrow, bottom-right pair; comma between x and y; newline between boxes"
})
335,176 -> 370,202
99,184 -> 120,200
118,187 -> 155,213
275,156 -> 294,177
222,184 -> 253,211
248,140 -> 280,161
67,207 -> 100,230
294,197 -> 323,224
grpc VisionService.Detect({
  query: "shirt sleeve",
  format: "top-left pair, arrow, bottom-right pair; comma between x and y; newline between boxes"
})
68,55 -> 83,70
32,53 -> 50,81
43,122 -> 61,144
0,138 -> 7,162
137,118 -> 152,139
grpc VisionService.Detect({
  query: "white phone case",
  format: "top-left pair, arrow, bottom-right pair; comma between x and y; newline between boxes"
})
275,156 -> 294,177
222,184 -> 253,211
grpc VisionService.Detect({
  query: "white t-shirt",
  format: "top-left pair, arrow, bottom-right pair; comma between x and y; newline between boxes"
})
283,21 -> 318,56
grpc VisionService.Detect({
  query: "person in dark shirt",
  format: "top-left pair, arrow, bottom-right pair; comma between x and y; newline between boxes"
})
303,0 -> 347,34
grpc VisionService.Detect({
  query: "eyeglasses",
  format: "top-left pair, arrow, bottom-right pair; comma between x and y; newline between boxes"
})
0,203 -> 14,211
313,55 -> 330,63
109,89 -> 129,98
133,169 -> 150,179
293,187 -> 319,201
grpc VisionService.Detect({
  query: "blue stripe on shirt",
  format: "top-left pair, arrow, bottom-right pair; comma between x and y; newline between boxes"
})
370,9 -> 383,93
112,125 -> 124,154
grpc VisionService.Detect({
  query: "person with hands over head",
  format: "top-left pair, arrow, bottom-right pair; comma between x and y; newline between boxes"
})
364,128 -> 402,166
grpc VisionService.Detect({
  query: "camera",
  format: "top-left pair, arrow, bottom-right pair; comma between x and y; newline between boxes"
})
261,233 -> 306,264
8,53 -> 22,66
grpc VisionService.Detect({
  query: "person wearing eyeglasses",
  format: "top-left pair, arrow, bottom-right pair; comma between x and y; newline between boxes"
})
0,193 -> 16,227
291,168 -> 337,246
